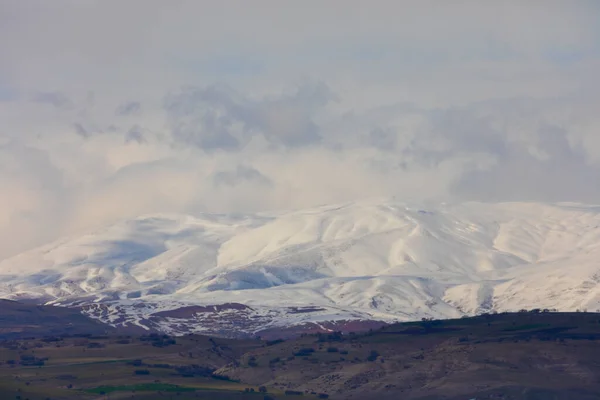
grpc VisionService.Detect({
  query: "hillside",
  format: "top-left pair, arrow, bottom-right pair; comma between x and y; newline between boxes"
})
2,312 -> 600,399
0,299 -> 116,339
218,311 -> 600,399
2,200 -> 600,335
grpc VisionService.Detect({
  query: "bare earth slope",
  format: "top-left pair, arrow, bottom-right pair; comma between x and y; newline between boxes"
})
2,200 -> 600,335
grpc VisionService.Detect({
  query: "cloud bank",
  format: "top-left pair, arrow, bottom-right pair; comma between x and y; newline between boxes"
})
0,0 -> 599,258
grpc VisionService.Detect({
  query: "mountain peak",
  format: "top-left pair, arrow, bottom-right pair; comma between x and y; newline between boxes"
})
2,200 -> 600,336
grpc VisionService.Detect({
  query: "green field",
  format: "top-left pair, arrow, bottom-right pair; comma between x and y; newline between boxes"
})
86,383 -> 196,394
0,333 -> 317,399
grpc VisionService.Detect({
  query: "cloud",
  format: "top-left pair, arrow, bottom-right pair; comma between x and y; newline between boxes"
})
0,141 -> 71,258
0,1 -> 599,259
451,122 -> 600,203
125,125 -> 146,144
116,101 -> 141,116
31,91 -> 71,108
366,127 -> 398,152
73,122 -> 91,138
163,81 -> 335,150
212,165 -> 272,188
0,89 -> 599,259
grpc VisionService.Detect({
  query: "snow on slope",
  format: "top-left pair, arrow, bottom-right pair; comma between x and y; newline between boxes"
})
2,199 -> 600,334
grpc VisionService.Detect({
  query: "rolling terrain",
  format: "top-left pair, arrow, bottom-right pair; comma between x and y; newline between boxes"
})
2,311 -> 600,399
0,322 -> 279,400
218,310 -> 600,399
2,200 -> 600,335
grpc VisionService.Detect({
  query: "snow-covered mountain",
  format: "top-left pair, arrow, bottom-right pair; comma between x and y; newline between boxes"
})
2,199 -> 600,337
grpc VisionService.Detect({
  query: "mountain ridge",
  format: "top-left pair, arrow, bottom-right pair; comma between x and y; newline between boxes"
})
2,199 -> 600,336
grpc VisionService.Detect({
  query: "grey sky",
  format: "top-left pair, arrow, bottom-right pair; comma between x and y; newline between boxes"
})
0,0 -> 599,258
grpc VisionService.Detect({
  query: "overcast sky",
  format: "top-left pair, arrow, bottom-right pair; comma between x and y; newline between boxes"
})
1,0 -> 600,259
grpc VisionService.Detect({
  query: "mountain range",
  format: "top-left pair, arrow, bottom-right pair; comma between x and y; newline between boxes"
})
1,199 -> 600,337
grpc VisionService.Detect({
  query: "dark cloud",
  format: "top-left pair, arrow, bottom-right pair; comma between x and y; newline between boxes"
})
451,124 -> 600,203
115,101 -> 141,116
125,125 -> 146,144
72,122 -> 123,140
212,165 -> 272,187
73,123 -> 91,138
426,108 -> 509,157
163,84 -> 246,150
367,127 -> 397,151
381,97 -> 600,203
163,81 -> 335,151
390,106 -> 511,172
32,91 -> 71,108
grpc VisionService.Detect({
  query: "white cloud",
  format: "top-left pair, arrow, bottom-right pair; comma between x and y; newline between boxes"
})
0,1 -> 599,258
